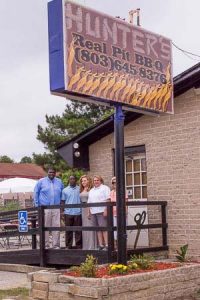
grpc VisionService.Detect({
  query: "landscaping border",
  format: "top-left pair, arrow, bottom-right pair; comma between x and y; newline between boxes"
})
29,263 -> 200,300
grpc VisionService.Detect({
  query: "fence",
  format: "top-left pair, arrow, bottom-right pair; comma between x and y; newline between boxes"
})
0,201 -> 168,266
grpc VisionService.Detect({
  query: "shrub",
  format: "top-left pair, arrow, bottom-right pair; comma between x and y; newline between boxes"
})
129,254 -> 154,270
79,255 -> 97,277
128,262 -> 139,270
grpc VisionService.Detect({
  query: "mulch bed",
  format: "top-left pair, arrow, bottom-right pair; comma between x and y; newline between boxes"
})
65,262 -> 180,278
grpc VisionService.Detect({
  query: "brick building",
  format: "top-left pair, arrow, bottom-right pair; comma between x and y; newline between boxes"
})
58,63 -> 200,257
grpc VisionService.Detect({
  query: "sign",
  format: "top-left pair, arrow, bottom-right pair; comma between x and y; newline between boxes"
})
18,211 -> 28,232
48,0 -> 173,114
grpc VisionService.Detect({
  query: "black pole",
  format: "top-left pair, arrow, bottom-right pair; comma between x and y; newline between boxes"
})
31,215 -> 37,250
38,206 -> 45,267
161,203 -> 167,247
114,104 -> 127,265
107,203 -> 114,262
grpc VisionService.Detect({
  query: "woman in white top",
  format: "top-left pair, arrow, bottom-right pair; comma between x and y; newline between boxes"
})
88,175 -> 110,250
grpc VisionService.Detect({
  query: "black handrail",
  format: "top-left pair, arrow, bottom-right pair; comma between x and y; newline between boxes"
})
0,201 -> 168,267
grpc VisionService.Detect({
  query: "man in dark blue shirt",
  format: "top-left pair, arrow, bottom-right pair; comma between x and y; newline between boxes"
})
34,167 -> 64,249
61,175 -> 82,249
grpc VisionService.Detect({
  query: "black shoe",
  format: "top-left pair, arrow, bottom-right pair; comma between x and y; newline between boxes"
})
66,246 -> 72,249
98,245 -> 104,250
72,245 -> 82,249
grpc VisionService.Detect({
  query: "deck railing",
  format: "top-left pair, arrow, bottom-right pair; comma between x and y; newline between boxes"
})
0,201 -> 168,266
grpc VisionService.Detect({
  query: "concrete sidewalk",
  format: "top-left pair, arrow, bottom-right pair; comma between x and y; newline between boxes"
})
0,271 -> 29,290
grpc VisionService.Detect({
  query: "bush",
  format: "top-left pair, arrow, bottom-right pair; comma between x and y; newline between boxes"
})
79,255 -> 97,277
129,254 -> 154,270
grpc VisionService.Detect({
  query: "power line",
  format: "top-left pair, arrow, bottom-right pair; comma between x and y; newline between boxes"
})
172,42 -> 200,61
182,52 -> 200,62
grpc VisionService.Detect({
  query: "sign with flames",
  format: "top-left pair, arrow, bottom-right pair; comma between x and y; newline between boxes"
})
48,0 -> 173,114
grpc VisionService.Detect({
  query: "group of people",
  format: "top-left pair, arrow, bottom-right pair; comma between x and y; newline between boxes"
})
34,167 -> 124,250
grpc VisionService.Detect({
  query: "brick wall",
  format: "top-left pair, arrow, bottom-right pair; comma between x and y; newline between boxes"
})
88,88 -> 200,258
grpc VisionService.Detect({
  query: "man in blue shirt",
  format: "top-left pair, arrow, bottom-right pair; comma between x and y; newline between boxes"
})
61,175 -> 82,249
34,167 -> 64,249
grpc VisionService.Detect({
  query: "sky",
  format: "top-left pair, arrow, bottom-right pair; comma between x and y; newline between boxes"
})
0,0 -> 199,161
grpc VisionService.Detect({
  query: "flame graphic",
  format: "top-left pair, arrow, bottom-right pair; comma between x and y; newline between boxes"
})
96,75 -> 111,97
68,67 -> 84,90
142,85 -> 158,107
75,70 -> 91,92
126,79 -> 140,103
82,73 -> 98,94
120,77 -> 135,102
115,75 -> 128,100
103,73 -> 118,98
67,39 -> 75,78
67,41 -> 172,112
88,75 -> 105,94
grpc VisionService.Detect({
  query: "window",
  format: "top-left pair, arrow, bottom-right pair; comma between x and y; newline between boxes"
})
125,153 -> 147,200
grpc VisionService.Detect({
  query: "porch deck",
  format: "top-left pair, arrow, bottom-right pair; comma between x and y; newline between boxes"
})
0,201 -> 168,266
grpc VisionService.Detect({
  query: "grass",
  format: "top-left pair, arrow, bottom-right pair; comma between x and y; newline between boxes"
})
0,287 -> 29,299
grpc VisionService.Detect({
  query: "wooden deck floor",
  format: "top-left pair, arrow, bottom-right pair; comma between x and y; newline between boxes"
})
0,246 -> 168,266
0,249 -> 109,266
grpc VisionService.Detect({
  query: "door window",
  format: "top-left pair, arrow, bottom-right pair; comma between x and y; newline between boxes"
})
125,154 -> 147,200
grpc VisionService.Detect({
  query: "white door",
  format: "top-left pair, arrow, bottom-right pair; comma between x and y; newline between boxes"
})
125,154 -> 149,248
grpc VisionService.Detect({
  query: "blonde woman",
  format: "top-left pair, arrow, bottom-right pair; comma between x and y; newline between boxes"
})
80,175 -> 97,250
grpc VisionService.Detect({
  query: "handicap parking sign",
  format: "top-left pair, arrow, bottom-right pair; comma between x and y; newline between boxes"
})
18,211 -> 28,232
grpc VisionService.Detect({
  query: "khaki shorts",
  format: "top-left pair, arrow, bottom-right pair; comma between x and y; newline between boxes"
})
91,213 -> 107,228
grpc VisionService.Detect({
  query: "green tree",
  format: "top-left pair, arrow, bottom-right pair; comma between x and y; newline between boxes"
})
32,152 -> 68,172
0,155 -> 14,163
20,156 -> 33,163
34,100 -> 111,171
59,169 -> 84,187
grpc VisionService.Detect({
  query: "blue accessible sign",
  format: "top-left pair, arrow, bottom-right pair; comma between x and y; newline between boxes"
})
18,211 -> 28,232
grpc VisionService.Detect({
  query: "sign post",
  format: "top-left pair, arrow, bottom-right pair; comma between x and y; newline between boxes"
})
114,104 -> 127,264
18,211 -> 28,233
48,0 -> 173,265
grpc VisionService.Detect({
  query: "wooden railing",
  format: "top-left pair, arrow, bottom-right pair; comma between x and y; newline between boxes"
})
0,201 -> 168,266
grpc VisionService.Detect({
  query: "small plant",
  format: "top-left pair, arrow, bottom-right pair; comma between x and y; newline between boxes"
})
130,254 -> 155,270
79,255 -> 97,277
128,262 -> 139,270
176,244 -> 188,262
109,264 -> 128,275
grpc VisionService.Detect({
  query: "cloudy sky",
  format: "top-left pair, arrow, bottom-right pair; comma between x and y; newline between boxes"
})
0,0 -> 199,161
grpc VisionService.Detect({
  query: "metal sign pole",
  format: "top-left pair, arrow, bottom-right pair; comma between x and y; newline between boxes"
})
114,104 -> 127,265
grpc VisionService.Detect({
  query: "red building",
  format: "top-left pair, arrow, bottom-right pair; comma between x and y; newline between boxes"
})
0,163 -> 46,181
